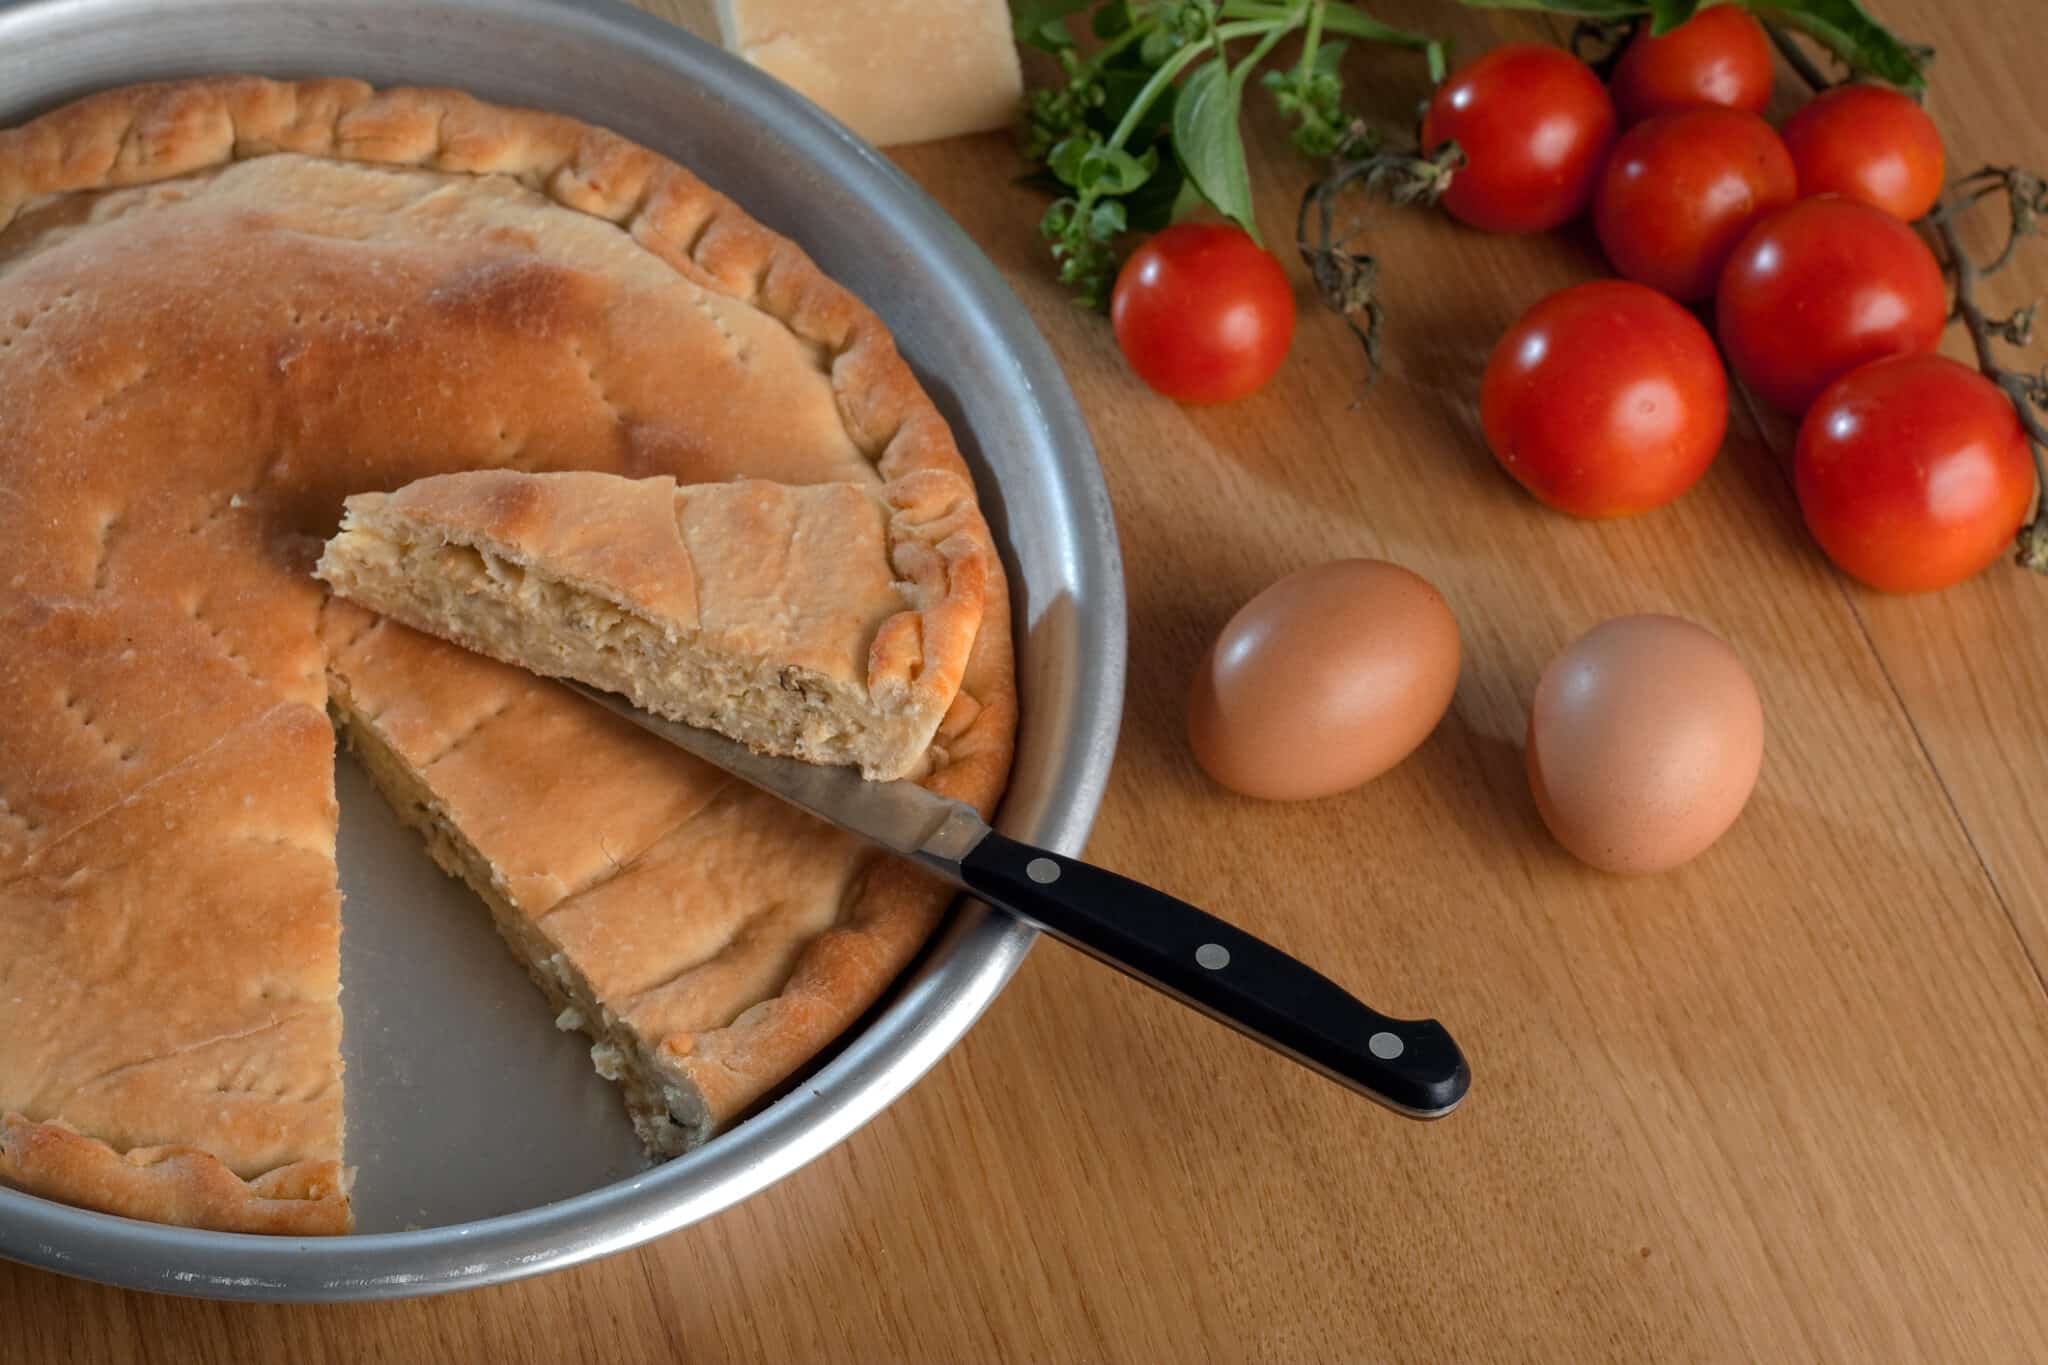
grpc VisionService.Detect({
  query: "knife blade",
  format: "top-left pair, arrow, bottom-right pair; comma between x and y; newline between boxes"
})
562,681 -> 1471,1119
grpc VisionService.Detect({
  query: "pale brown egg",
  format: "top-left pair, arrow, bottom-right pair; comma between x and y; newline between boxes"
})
1526,615 -> 1764,874
1187,560 -> 1461,801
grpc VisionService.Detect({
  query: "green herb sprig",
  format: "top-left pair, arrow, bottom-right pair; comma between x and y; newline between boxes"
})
1017,0 -> 1445,308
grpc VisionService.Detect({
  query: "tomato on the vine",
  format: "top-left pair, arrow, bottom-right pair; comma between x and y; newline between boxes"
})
1110,224 -> 1295,404
1593,107 -> 1796,301
1781,84 -> 1946,222
1609,5 -> 1775,124
1795,353 -> 2036,592
1422,44 -> 1616,235
1716,196 -> 1948,413
1481,281 -> 1728,518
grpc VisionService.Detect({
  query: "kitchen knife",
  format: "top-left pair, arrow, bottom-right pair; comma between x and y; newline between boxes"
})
563,682 -> 1471,1119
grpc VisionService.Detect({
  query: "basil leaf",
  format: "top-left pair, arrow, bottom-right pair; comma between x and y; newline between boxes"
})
1088,199 -> 1129,239
1647,0 -> 1702,33
1081,143 -> 1159,195
1750,0 -> 1926,90
1013,0 -> 1093,51
1047,137 -> 1158,200
1172,58 -> 1259,239
1047,136 -> 1092,188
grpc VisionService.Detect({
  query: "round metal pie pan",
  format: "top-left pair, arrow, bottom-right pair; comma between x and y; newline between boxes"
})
0,0 -> 1124,1300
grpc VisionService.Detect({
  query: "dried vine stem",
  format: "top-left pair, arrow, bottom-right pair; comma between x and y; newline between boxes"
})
1296,131 -> 1460,383
1763,21 -> 1835,95
1928,169 -> 2048,571
1768,23 -> 2048,574
1568,18 -> 1638,79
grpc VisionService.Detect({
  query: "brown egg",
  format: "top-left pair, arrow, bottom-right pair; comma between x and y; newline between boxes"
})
1187,560 -> 1461,801
1527,615 -> 1764,874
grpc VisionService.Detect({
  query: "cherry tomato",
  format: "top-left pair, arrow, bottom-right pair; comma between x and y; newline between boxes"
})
1716,197 -> 1948,413
1796,353 -> 2036,592
1608,5 -> 1775,124
1481,281 -> 1728,517
1593,107 -> 1796,301
1422,44 -> 1616,234
1781,84 -> 1945,222
1110,224 -> 1295,404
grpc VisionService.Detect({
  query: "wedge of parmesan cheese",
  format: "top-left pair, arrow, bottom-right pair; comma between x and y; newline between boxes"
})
706,0 -> 1023,147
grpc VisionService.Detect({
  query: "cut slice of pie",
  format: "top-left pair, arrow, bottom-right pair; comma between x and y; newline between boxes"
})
319,598 -> 973,1156
316,468 -> 988,782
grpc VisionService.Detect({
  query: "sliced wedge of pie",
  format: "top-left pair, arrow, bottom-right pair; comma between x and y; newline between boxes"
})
316,468 -> 987,782
319,596 -> 984,1156
0,77 -> 1015,1234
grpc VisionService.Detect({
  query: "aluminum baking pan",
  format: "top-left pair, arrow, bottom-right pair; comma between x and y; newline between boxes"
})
0,0 -> 1125,1301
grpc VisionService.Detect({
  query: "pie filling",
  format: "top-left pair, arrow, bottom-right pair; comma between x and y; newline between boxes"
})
320,525 -> 935,782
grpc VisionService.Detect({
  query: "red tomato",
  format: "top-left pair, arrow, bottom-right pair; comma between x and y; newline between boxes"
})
1422,44 -> 1617,234
1609,6 -> 1774,124
1110,224 -> 1295,404
1796,354 -> 2036,592
1781,84 -> 1945,222
1593,108 -> 1796,301
1481,281 -> 1728,517
1716,197 -> 1948,413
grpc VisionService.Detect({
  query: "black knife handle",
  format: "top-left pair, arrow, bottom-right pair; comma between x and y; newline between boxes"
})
955,831 -> 1469,1118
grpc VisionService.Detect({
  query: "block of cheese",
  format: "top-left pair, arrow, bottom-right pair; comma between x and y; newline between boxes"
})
711,0 -> 1023,147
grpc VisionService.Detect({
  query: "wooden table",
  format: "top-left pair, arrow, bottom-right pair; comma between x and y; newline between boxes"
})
7,2 -> 2046,1358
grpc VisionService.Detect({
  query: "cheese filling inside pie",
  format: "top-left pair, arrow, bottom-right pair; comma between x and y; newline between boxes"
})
0,77 -> 1015,1235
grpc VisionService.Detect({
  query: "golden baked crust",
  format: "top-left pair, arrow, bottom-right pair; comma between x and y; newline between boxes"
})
0,702 -> 350,1236
0,77 -> 1016,1232
316,467 -> 989,779
0,1114 -> 351,1237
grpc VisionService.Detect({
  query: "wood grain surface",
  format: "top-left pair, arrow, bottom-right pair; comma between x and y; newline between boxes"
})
5,1 -> 2046,1359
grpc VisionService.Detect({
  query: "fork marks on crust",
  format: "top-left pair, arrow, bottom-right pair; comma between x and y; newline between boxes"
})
81,362 -> 155,424
89,507 -> 122,592
567,340 -> 627,425
56,688 -> 138,767
2,287 -> 81,351
187,594 -> 266,690
420,696 -> 521,770
0,793 -> 36,847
